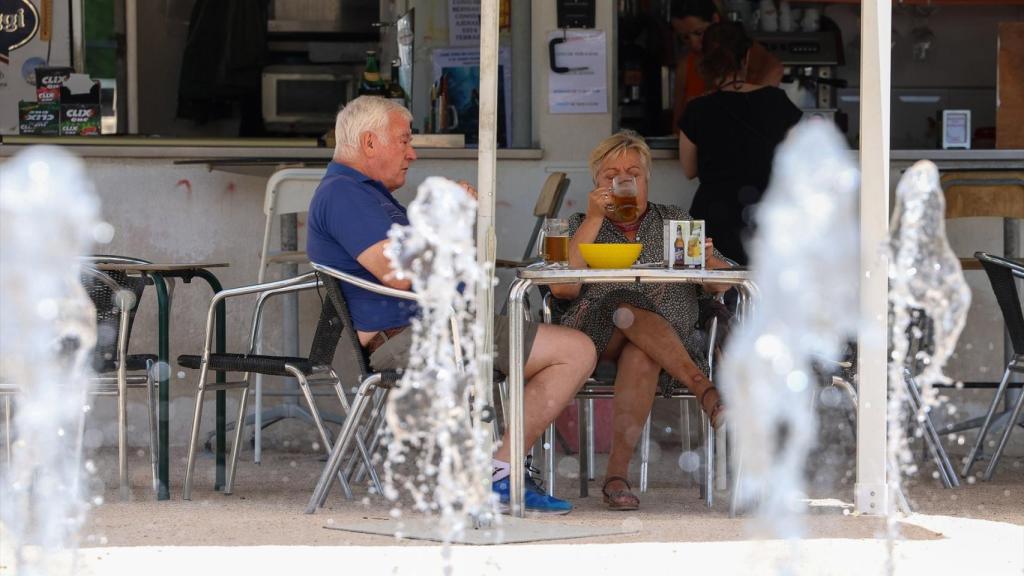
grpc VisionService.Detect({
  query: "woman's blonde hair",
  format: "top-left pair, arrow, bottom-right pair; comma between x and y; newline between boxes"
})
588,130 -> 652,183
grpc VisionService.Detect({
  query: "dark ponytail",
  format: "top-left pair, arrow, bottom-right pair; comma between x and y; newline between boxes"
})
699,21 -> 753,86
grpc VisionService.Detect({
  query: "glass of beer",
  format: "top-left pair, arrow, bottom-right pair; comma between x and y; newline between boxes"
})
610,175 -> 639,222
542,218 -> 569,267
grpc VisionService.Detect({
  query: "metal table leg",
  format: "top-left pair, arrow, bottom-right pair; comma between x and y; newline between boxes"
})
507,277 -> 532,517
152,274 -> 171,500
192,269 -> 226,490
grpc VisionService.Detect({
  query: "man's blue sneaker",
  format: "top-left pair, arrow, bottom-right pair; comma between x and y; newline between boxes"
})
492,475 -> 573,515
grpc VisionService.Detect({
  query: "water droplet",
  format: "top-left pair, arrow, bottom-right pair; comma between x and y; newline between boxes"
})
92,222 -> 115,244
677,451 -> 700,473
36,298 -> 58,320
92,496 -> 104,506
557,456 -> 580,479
326,518 -> 335,525
612,307 -> 635,329
311,442 -> 321,452
177,371 -> 186,379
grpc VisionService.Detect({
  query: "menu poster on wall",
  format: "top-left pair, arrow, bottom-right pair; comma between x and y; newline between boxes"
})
0,0 -> 72,134
448,0 -> 480,46
431,47 -> 512,148
547,30 -> 607,114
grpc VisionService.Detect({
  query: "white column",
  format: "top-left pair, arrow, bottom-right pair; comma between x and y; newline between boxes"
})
476,0 -> 500,465
856,0 -> 892,516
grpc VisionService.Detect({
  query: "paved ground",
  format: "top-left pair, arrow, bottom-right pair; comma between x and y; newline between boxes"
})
78,443 -> 1023,549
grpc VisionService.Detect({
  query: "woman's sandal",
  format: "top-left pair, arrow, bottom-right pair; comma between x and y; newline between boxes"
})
602,476 -> 640,511
698,385 -> 726,429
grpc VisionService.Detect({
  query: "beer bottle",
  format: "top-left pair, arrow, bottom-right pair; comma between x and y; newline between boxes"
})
359,50 -> 386,97
674,224 -> 685,264
386,59 -> 407,108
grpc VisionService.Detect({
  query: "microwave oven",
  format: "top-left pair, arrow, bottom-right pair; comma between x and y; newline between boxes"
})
261,65 -> 355,132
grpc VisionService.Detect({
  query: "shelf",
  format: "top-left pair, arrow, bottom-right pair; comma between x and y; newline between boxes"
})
789,0 -> 1024,4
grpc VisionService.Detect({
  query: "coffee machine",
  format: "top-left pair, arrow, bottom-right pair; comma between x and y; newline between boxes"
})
754,30 -> 845,124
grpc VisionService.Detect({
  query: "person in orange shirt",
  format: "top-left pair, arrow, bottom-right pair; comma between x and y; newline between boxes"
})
671,0 -> 784,128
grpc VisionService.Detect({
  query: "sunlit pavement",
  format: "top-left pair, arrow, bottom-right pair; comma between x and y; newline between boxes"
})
68,514 -> 1023,576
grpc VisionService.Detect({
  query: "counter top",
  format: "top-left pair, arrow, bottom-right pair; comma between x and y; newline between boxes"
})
651,147 -> 1023,167
0,135 -> 544,161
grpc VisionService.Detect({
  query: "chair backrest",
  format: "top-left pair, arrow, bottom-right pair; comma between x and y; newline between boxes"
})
976,251 -> 1024,356
941,171 -> 1024,220
313,271 -> 375,381
264,168 -> 327,218
81,267 -> 147,373
522,172 -> 571,261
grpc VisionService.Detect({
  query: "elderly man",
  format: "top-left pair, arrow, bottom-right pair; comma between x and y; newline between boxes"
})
307,96 -> 596,514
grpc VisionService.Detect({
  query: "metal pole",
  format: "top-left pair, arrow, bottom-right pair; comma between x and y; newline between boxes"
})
855,0 -> 891,517
125,0 -> 139,134
476,0 -> 500,519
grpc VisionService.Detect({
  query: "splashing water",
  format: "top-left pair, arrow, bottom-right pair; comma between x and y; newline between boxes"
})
721,121 -> 860,546
0,147 -> 100,575
382,177 -> 497,549
886,160 -> 970,568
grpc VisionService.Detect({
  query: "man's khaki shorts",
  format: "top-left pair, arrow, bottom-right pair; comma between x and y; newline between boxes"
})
368,315 -> 539,375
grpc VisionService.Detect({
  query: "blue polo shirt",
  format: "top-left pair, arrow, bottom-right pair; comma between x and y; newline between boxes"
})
307,161 -> 418,332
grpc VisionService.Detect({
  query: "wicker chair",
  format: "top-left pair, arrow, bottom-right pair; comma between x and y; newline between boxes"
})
304,263 -> 418,513
962,252 -> 1024,480
530,291 -> 724,508
82,265 -> 159,500
178,271 -> 375,501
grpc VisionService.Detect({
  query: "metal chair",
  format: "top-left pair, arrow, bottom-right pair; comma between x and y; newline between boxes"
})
82,265 -> 160,500
304,262 -> 433,513
495,172 -> 570,269
178,271 -> 375,500
252,168 -> 331,463
962,252 -> 1024,480
530,292 -> 722,508
1,260 -> 159,499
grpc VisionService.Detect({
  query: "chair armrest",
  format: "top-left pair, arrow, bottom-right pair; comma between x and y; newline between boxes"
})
247,279 -> 323,355
541,292 -> 554,324
311,262 -> 420,303
194,271 -> 321,360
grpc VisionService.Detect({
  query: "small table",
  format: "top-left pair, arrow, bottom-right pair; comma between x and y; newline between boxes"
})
505,265 -> 757,517
94,262 -> 229,501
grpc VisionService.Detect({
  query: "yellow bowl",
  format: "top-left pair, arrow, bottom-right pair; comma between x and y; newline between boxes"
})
578,243 -> 643,269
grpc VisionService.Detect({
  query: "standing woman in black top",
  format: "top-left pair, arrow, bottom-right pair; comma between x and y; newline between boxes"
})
678,21 -> 803,265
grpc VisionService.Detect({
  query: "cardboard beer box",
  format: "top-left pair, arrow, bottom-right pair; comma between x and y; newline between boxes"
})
664,219 -> 705,269
18,101 -> 60,135
36,66 -> 74,104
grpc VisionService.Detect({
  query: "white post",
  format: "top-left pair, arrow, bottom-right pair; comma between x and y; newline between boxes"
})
475,0 -> 499,484
856,0 -> 891,517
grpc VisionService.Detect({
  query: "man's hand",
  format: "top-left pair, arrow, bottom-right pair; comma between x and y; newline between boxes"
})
455,179 -> 478,200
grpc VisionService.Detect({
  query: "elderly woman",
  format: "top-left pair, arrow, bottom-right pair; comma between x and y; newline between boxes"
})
549,130 -> 730,511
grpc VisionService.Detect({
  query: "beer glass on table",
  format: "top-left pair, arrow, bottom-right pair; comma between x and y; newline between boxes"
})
610,175 -> 639,222
542,218 -> 569,267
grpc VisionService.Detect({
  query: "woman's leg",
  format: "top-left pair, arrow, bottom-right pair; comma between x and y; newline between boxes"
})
605,342 -> 660,495
614,304 -> 717,406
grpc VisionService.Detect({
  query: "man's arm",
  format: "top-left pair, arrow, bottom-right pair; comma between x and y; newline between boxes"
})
356,239 -> 412,291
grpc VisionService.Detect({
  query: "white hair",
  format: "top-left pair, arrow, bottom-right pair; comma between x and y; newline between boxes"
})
333,96 -> 412,161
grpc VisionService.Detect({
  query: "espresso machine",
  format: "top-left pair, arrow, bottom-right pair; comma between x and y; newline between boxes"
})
753,30 -> 845,124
